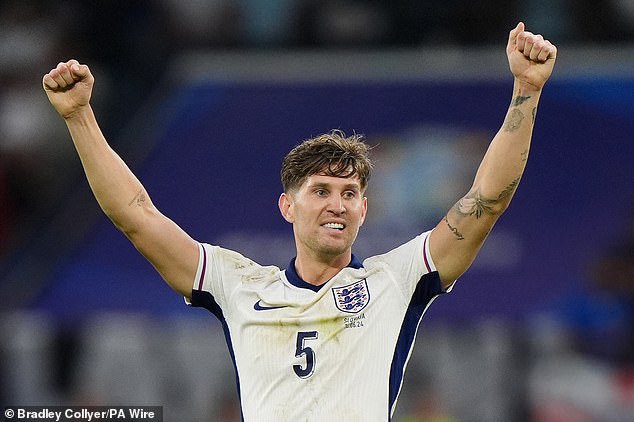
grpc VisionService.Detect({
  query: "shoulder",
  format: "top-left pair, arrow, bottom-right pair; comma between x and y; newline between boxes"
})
201,243 -> 258,267
201,243 -> 282,282
363,231 -> 433,269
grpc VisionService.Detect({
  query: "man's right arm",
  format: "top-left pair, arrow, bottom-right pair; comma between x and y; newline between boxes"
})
43,60 -> 198,299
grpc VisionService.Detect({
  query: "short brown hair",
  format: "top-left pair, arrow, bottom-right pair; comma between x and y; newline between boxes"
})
281,129 -> 372,193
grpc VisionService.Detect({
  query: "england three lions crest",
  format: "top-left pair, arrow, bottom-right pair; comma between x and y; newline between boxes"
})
332,279 -> 370,313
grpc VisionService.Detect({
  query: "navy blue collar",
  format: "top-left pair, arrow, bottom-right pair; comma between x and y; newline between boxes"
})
285,255 -> 364,292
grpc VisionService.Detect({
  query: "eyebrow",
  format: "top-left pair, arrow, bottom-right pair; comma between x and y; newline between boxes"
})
309,181 -> 361,192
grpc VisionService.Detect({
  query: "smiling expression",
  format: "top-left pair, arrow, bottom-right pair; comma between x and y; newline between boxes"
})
279,173 -> 368,263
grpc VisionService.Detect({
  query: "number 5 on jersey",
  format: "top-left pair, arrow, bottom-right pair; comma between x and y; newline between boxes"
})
293,331 -> 318,378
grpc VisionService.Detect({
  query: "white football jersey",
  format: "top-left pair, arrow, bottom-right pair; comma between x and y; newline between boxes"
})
188,230 -> 449,421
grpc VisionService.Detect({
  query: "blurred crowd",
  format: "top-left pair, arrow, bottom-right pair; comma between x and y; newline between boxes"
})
0,0 -> 633,259
524,214 -> 634,421
1,1 -> 634,419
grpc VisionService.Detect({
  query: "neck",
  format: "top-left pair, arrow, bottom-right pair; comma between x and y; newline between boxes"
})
294,251 -> 351,286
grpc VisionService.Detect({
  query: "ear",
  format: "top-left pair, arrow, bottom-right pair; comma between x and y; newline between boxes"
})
278,192 -> 294,223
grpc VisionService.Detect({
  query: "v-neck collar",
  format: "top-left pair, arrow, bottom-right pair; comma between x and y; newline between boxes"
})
285,255 -> 364,292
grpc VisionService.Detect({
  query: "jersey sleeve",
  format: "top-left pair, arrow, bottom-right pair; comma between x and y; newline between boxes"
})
185,243 -> 271,318
184,243 -> 229,317
369,230 -> 449,300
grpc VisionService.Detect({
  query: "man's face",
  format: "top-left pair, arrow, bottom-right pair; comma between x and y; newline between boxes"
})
279,173 -> 367,262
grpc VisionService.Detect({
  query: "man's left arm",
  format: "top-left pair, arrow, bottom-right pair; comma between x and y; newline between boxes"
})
429,22 -> 557,288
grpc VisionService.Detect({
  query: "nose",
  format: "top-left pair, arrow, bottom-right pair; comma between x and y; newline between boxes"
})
326,195 -> 346,215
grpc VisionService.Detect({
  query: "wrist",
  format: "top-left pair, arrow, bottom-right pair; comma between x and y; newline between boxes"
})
513,78 -> 544,97
513,77 -> 543,95
63,104 -> 93,123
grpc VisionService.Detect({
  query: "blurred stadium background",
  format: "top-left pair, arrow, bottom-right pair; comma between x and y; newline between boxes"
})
1,1 -> 634,421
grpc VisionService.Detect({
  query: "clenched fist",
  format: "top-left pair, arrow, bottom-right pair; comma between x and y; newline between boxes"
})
43,59 -> 94,119
507,22 -> 557,91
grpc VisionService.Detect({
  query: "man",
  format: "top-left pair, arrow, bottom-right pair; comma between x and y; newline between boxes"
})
43,22 -> 556,421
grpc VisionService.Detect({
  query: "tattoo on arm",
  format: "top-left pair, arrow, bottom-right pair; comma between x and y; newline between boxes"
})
498,176 -> 521,201
503,95 -> 534,132
443,216 -> 464,240
512,95 -> 532,106
128,189 -> 147,207
503,108 -> 525,132
520,149 -> 529,162
454,191 -> 495,219
454,177 -> 521,219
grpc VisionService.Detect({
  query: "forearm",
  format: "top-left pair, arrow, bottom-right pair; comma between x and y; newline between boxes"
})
65,106 -> 151,233
43,60 -> 199,296
432,80 -> 544,285
462,79 -> 542,216
429,23 -> 556,287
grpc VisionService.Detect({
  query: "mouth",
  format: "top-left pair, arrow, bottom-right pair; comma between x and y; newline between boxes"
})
322,222 -> 345,231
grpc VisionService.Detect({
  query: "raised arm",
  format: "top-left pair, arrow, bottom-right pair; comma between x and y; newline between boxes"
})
43,60 -> 198,299
429,23 -> 557,288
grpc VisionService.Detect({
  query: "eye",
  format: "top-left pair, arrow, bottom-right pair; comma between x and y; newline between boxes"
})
343,191 -> 356,199
315,189 -> 328,197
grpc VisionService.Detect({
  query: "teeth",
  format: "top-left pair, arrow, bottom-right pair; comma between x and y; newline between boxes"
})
323,223 -> 344,230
